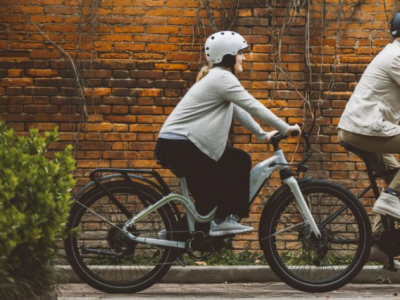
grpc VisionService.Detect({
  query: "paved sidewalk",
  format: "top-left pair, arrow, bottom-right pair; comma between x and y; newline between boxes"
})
58,282 -> 400,299
62,265 -> 400,284
59,265 -> 400,299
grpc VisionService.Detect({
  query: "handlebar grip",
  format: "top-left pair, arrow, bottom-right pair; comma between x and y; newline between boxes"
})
289,130 -> 300,137
270,131 -> 312,164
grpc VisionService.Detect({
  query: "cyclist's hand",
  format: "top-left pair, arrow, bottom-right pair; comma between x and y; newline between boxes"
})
287,124 -> 301,137
264,130 -> 279,142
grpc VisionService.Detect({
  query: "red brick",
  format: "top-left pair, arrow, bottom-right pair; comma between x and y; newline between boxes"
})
30,51 -> 62,59
99,35 -> 133,42
98,53 -> 130,59
30,16 -> 64,23
147,26 -> 179,34
84,123 -> 113,132
114,26 -> 145,33
26,69 -> 59,77
113,44 -> 146,51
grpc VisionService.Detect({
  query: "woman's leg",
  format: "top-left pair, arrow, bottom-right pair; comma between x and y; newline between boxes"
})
155,138 -> 234,216
155,139 -> 252,220
211,144 -> 252,219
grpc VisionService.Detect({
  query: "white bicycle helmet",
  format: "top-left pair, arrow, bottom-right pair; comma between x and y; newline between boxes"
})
205,31 -> 248,63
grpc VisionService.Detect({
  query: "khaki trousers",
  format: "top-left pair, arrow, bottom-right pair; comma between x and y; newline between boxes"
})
338,129 -> 400,233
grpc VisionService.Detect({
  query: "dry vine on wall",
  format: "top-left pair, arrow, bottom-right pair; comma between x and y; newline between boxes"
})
11,0 -> 399,179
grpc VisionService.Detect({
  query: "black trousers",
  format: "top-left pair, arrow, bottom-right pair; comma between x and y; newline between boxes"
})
155,138 -> 251,219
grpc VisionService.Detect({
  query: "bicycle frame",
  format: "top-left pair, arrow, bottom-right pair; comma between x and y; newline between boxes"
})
121,147 -> 322,248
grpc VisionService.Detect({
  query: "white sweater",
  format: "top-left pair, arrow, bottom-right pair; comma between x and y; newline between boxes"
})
159,67 -> 291,161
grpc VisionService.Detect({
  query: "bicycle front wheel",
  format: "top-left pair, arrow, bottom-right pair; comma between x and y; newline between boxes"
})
259,179 -> 371,293
64,181 -> 177,294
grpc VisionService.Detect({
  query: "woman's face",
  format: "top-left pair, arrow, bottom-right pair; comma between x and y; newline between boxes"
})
234,51 -> 246,74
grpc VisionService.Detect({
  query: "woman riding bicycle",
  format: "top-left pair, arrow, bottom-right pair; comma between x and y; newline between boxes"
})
155,31 -> 300,237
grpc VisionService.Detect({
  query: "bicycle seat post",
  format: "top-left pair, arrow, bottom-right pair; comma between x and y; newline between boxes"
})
179,177 -> 189,199
179,177 -> 196,232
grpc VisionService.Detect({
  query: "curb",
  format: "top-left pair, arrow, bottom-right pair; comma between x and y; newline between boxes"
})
60,265 -> 400,284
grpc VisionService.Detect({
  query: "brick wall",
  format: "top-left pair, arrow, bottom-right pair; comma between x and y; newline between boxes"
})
0,0 -> 397,251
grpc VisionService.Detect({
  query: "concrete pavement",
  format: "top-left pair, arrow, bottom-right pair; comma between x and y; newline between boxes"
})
58,282 -> 400,299
62,265 -> 400,284
58,265 -> 400,299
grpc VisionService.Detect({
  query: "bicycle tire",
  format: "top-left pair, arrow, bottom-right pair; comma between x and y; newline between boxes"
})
259,179 -> 371,293
64,180 -> 177,293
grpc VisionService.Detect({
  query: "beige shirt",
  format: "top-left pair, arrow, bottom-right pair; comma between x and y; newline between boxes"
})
159,67 -> 291,161
338,40 -> 400,136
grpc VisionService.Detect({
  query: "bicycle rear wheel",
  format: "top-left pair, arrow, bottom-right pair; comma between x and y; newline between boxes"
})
64,181 -> 177,293
259,179 -> 371,293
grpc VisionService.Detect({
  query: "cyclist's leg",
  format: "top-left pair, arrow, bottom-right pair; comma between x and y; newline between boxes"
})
364,154 -> 398,233
205,145 -> 254,236
155,137 -> 221,216
182,144 -> 252,221
339,129 -> 400,177
339,129 -> 400,223
212,144 -> 252,219
155,139 -> 253,234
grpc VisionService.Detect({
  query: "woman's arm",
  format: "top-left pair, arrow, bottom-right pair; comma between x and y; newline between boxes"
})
233,105 -> 271,140
221,71 -> 291,135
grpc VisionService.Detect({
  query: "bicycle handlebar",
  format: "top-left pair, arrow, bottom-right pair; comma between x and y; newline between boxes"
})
270,131 -> 312,167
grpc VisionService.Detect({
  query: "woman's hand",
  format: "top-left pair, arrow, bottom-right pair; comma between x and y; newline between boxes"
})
287,124 -> 302,137
263,130 -> 279,142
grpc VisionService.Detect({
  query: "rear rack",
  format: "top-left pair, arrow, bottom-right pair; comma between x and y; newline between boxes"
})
89,168 -> 171,196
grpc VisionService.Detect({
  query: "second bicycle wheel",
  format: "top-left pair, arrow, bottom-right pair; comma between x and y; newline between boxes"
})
64,180 -> 177,293
259,179 -> 371,293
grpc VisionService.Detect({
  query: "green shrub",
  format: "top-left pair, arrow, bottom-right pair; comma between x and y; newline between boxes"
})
0,122 -> 75,300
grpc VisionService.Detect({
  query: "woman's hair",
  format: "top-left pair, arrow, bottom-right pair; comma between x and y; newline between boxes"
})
217,54 -> 236,74
196,62 -> 213,82
196,54 -> 237,82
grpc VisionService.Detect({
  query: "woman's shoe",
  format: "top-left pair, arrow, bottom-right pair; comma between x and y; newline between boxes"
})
209,215 -> 253,237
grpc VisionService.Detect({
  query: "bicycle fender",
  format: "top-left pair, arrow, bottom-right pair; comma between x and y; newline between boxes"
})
72,176 -> 182,226
72,173 -> 166,201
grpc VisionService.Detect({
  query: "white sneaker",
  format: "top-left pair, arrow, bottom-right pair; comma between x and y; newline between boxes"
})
372,192 -> 400,219
209,215 -> 253,237
368,245 -> 400,268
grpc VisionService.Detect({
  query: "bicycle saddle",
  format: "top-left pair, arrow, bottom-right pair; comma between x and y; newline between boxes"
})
339,142 -> 370,158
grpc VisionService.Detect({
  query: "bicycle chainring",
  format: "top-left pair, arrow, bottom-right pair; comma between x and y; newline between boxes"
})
186,231 -> 217,261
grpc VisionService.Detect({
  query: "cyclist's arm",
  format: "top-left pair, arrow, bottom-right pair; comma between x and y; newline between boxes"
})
220,72 -> 291,135
233,105 -> 270,140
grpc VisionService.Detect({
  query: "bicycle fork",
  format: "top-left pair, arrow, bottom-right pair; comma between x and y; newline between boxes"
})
283,176 -> 322,239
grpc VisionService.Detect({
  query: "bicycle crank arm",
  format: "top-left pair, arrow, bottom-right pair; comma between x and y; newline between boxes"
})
283,177 -> 322,239
123,230 -> 186,249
